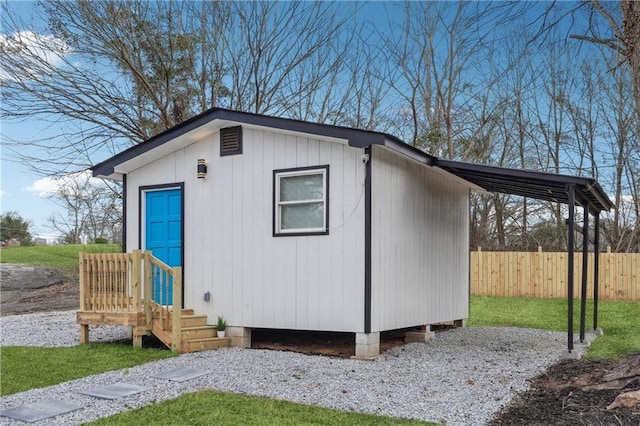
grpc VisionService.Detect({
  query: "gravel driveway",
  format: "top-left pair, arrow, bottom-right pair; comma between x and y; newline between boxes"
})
1,311 -> 594,425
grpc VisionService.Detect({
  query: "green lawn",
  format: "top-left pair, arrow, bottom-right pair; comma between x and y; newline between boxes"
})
469,296 -> 640,360
88,390 -> 429,425
0,344 -> 175,396
0,244 -> 121,269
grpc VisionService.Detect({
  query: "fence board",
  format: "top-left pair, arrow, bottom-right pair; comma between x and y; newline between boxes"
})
471,247 -> 639,302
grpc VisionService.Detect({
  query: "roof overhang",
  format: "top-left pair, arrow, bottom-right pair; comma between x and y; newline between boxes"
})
91,108 -> 613,213
92,108 -> 426,180
436,159 -> 614,212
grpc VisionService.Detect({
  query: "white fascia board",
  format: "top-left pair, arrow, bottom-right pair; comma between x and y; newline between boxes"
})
113,120 -> 224,175
430,166 -> 488,193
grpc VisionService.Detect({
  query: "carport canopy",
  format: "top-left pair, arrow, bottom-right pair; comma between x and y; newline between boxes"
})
436,159 -> 614,356
437,159 -> 613,212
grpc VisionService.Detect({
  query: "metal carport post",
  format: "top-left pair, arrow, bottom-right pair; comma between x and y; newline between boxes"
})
580,205 -> 589,343
566,184 -> 575,353
593,213 -> 601,331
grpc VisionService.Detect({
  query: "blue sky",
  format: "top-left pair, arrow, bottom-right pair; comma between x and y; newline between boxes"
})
0,1 -> 627,240
1,1 -> 70,240
1,121 -> 67,240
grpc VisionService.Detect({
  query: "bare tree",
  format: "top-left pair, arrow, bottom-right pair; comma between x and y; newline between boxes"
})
597,58 -> 639,252
570,1 -> 640,128
384,1 -> 533,158
46,173 -> 122,244
1,1 -> 233,174
222,1 -> 355,117
1,1 -> 357,174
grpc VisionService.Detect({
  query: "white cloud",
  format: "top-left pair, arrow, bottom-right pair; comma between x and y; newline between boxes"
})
24,171 -> 103,198
0,190 -> 6,198
24,176 -> 60,197
0,31 -> 70,81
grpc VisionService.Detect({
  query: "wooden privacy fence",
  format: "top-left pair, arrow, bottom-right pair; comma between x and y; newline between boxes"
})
470,247 -> 640,302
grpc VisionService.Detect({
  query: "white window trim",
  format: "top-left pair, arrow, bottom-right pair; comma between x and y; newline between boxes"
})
274,166 -> 329,235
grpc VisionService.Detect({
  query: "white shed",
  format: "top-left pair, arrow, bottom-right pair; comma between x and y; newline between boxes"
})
92,108 -> 477,357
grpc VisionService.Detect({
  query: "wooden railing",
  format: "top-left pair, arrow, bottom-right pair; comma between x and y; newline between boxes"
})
79,251 -> 143,313
148,255 -> 182,352
470,247 -> 640,301
79,250 -> 182,351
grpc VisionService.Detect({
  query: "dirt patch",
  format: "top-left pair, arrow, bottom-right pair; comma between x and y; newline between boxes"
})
490,354 -> 640,425
0,264 -> 79,316
251,328 -> 410,358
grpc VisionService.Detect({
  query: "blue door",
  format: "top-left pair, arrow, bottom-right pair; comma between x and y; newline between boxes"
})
145,188 -> 182,305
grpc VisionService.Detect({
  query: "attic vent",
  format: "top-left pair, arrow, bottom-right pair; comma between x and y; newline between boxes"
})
220,126 -> 242,156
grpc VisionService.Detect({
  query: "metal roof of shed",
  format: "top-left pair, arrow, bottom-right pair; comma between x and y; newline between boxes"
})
91,107 -> 613,212
91,108 -> 435,179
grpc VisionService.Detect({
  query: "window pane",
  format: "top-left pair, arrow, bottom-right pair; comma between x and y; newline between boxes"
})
280,174 -> 323,202
281,203 -> 324,230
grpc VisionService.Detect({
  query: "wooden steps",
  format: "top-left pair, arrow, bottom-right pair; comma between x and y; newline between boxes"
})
181,314 -> 209,328
182,337 -> 231,353
151,308 -> 230,354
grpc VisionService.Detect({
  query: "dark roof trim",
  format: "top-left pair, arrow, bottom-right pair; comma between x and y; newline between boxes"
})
91,108 -> 612,213
91,108 -> 415,177
384,139 -> 436,166
437,159 -> 614,212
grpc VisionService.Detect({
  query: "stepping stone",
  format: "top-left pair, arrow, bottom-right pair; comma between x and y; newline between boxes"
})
80,382 -> 149,400
0,399 -> 81,423
153,366 -> 208,382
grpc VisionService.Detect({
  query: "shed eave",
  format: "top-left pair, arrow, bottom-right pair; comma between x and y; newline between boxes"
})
90,108 -> 403,178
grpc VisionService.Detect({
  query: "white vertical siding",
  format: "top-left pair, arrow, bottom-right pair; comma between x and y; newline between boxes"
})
126,127 -> 366,332
370,146 -> 470,332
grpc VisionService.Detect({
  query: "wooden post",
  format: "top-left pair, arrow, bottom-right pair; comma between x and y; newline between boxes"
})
144,251 -> 153,330
477,246 -> 482,296
99,255 -> 106,311
536,246 -> 543,299
105,254 -> 112,311
132,329 -> 143,348
131,250 -> 141,313
606,245 -> 612,300
171,266 -> 182,353
79,252 -> 86,312
89,256 -> 96,312
79,252 -> 89,344
80,324 -> 89,344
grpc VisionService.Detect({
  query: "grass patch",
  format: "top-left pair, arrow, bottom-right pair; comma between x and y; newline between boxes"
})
0,244 -> 121,269
469,296 -> 640,360
0,344 -> 175,396
88,390 -> 430,426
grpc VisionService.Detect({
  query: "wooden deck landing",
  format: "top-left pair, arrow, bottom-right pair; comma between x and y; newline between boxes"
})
77,250 -> 230,353
77,311 -> 150,347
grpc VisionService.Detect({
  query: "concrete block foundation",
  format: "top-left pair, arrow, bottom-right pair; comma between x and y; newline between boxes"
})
454,319 -> 467,327
353,332 -> 380,359
560,349 -> 583,360
405,325 -> 436,343
227,326 -> 251,348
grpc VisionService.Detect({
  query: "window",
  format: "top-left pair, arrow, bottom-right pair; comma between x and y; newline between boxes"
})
274,165 -> 329,236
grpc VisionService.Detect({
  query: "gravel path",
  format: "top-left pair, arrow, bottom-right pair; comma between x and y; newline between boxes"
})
1,311 -> 596,425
